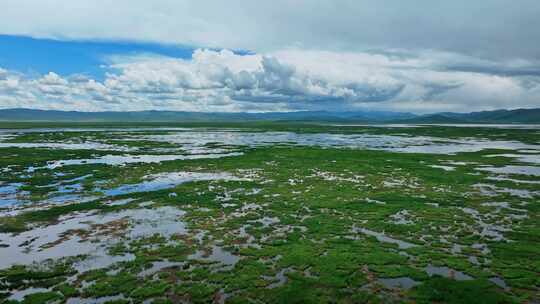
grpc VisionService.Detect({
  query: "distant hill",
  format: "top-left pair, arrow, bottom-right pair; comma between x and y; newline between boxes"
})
0,108 -> 415,122
397,108 -> 540,124
0,108 -> 538,123
396,114 -> 469,124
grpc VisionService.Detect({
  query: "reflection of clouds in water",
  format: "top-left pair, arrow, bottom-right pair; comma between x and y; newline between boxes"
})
477,165 -> 540,177
45,152 -> 243,169
140,130 -> 540,155
484,154 -> 540,165
2,128 -> 540,156
0,206 -> 186,271
104,171 -> 249,196
0,141 -> 133,151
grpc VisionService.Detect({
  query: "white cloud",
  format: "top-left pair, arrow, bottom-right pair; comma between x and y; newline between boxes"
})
1,1 -> 540,113
0,48 -> 539,113
1,1 -> 540,60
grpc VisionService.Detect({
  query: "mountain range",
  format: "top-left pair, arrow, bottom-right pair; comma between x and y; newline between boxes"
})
0,108 -> 538,124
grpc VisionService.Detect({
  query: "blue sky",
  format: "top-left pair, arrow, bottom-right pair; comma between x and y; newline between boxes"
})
0,35 -> 195,80
0,0 -> 539,113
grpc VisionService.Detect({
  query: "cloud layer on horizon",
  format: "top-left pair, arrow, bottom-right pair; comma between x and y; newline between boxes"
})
1,48 -> 539,113
1,1 -> 539,113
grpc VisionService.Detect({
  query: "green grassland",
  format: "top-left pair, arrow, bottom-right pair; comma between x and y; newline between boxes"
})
0,123 -> 538,303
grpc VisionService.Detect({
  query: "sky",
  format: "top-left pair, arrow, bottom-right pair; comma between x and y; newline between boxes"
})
0,0 -> 539,113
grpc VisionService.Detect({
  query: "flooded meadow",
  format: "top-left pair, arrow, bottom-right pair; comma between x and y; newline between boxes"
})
0,123 -> 539,303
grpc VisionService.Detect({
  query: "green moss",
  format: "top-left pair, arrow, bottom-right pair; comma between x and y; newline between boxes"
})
413,277 -> 514,304
53,283 -> 79,297
82,273 -> 138,298
0,265 -> 72,290
130,280 -> 170,300
20,292 -> 62,304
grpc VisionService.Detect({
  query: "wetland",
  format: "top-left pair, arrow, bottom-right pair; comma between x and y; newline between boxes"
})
0,122 -> 538,303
